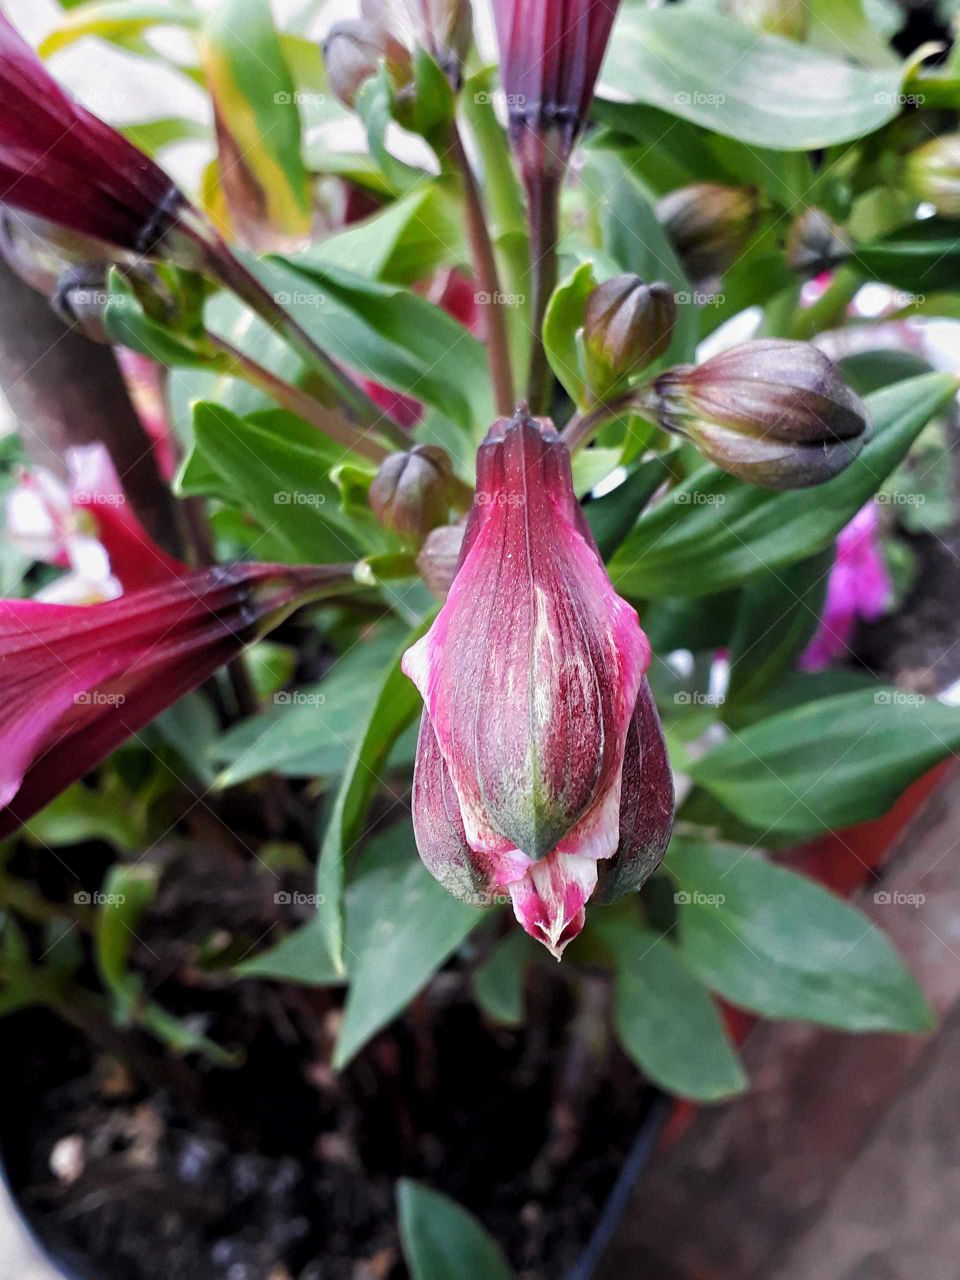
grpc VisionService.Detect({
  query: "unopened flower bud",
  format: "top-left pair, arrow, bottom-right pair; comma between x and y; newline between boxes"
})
656,183 -> 759,281
653,339 -> 869,490
786,207 -> 850,275
369,445 -> 454,540
724,0 -> 807,40
583,276 -> 676,395
904,134 -> 960,217
417,522 -> 465,600
323,19 -> 386,108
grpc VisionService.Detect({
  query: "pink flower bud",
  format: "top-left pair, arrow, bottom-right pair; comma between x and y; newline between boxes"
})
492,0 -> 621,183
403,409 -> 672,956
653,339 -> 869,489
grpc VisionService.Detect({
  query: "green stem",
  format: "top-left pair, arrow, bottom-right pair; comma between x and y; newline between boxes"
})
561,388 -> 645,453
447,124 -> 515,415
525,172 -> 561,415
208,336 -> 392,463
788,265 -> 861,341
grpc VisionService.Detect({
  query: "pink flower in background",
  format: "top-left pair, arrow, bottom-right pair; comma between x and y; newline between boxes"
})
116,350 -> 178,482
403,410 -> 672,956
801,503 -> 891,671
6,444 -> 181,602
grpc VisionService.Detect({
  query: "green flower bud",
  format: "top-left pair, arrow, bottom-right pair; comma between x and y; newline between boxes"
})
369,445 -> 454,540
725,0 -> 808,40
656,183 -> 759,281
786,207 -> 851,276
583,276 -> 676,396
653,339 -> 869,490
904,134 -> 960,217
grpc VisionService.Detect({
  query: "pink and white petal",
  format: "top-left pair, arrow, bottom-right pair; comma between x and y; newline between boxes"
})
507,851 -> 598,959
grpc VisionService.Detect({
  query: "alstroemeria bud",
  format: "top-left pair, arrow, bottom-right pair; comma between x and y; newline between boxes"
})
417,523 -> 465,600
656,183 -> 759,281
0,13 -> 206,267
369,445 -> 454,540
725,0 -> 807,40
403,409 -> 673,957
583,276 -> 676,395
653,339 -> 869,489
323,19 -> 387,108
904,134 -> 960,217
492,0 -> 621,184
786,207 -> 850,276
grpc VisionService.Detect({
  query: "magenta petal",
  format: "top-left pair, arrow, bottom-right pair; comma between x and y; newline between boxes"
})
595,679 -> 674,902
403,413 -> 649,862
507,851 -> 597,959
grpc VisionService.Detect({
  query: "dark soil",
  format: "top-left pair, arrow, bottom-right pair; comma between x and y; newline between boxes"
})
0,854 -> 653,1280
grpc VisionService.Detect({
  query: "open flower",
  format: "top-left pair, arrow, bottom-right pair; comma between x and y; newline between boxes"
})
492,0 -> 621,183
0,560 -> 346,840
6,443 -> 181,602
403,410 -> 672,956
0,10 -> 202,262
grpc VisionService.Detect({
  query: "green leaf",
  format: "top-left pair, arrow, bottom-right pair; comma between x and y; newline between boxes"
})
181,404 -> 372,562
94,864 -> 160,1020
25,782 -> 142,849
598,7 -> 903,149
239,256 -> 494,445
314,620 -> 434,979
472,932 -> 531,1026
667,839 -> 934,1033
201,0 -> 312,240
725,551 -> 832,722
597,919 -> 747,1101
213,628 -> 409,787
691,687 -> 960,837
103,269 -> 209,369
543,261 -> 596,408
398,1181 -> 513,1280
334,825 -> 483,1067
294,182 -> 466,285
586,449 -> 679,560
38,0 -> 198,57
853,218 -> 960,293
608,374 -> 957,599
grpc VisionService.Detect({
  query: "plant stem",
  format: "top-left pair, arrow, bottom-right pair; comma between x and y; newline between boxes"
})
525,172 -> 561,415
208,336 -> 391,463
561,388 -> 650,453
448,124 -> 515,416
194,228 -> 400,436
